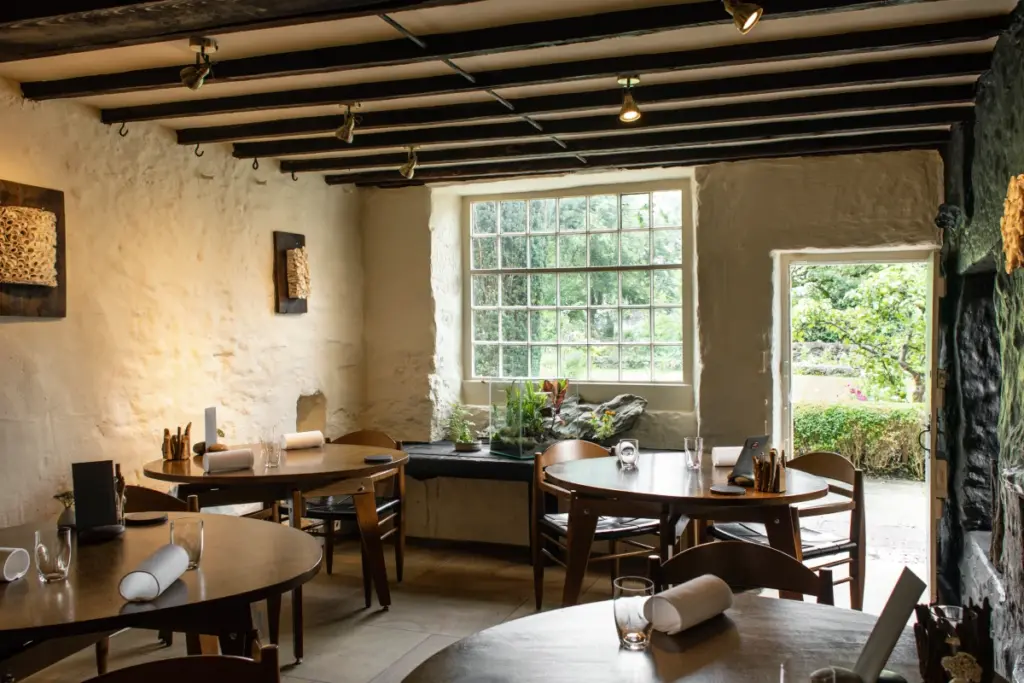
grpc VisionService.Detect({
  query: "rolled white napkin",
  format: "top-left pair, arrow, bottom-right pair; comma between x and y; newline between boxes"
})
119,544 -> 189,602
202,448 -> 254,473
0,548 -> 29,582
711,446 -> 744,468
643,574 -> 733,634
280,430 -> 325,450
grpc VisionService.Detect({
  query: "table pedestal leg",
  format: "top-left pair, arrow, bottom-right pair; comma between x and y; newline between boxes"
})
561,495 -> 599,608
764,505 -> 804,600
353,490 -> 391,609
290,489 -> 305,663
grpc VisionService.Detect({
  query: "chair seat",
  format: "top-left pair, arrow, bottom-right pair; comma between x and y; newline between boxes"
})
707,522 -> 856,559
541,513 -> 660,540
283,496 -> 400,520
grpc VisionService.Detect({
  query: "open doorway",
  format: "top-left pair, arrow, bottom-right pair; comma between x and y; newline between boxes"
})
777,253 -> 934,614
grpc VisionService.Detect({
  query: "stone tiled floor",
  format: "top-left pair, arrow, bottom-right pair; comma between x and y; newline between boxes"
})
25,541 -> 615,683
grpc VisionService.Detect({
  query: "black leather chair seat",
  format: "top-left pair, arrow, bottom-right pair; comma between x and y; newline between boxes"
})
282,495 -> 400,520
541,513 -> 660,540
708,522 -> 855,559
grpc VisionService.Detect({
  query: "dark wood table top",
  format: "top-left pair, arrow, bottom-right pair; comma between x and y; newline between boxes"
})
143,443 -> 408,486
404,595 -> 921,683
0,512 -> 321,641
545,452 -> 829,506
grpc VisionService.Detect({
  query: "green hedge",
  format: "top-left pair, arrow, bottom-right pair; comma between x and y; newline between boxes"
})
793,403 -> 926,480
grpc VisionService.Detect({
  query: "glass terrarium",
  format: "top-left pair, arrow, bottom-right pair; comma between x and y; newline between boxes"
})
488,379 -> 577,460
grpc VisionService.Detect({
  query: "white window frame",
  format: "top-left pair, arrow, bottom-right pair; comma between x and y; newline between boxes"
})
461,179 -> 697,411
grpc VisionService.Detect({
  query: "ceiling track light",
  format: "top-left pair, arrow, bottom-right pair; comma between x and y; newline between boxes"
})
723,0 -> 763,34
399,147 -> 418,180
180,36 -> 218,91
336,103 -> 359,143
617,75 -> 641,124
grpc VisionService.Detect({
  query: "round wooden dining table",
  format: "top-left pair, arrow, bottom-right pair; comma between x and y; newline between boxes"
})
144,442 -> 408,661
0,512 -> 320,681
404,595 -> 922,683
544,452 -> 830,605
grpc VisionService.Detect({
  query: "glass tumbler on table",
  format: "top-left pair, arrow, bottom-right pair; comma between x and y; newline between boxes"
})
260,435 -> 281,468
684,437 -> 703,471
616,439 -> 639,470
613,576 -> 654,651
34,528 -> 72,582
170,517 -> 204,570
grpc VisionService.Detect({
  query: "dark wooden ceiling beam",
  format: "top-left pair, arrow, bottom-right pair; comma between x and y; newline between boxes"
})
235,84 -> 974,159
100,17 -> 1001,123
324,130 -> 948,186
23,2 -> 999,100
0,0 -> 480,62
180,54 -> 986,145
281,107 -> 966,173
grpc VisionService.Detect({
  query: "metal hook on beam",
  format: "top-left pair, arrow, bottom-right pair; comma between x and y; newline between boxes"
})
194,144 -> 204,157
118,122 -> 129,137
291,172 -> 298,182
252,158 -> 260,171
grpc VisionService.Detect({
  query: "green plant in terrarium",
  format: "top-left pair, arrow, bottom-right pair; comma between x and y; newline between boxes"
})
493,381 -> 551,448
588,410 -> 617,441
446,402 -> 476,444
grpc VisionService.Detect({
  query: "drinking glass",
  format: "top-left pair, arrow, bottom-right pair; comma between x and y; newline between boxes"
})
35,528 -> 72,582
613,576 -> 654,651
170,517 -> 204,570
616,439 -> 639,470
260,435 -> 281,468
684,436 -> 703,471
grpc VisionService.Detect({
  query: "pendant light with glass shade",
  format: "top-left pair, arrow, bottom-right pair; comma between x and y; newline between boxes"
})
617,75 -> 642,123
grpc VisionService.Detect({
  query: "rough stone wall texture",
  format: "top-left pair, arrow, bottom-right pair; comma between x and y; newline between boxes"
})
428,192 -> 463,441
360,186 -> 435,442
0,79 -> 363,526
694,151 -> 943,445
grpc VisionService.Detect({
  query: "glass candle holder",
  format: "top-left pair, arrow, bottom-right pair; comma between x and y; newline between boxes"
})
170,517 -> 204,570
613,576 -> 654,651
615,439 -> 639,470
35,527 -> 72,582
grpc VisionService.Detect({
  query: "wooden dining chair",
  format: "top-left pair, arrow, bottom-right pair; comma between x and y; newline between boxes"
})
533,439 -> 678,610
649,540 -> 835,604
284,429 -> 405,608
706,451 -> 865,609
83,645 -> 279,683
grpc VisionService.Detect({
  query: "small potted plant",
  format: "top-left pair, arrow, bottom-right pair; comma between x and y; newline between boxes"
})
447,402 -> 481,452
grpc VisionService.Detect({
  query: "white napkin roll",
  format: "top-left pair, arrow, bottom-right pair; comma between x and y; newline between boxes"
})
119,544 -> 189,602
202,448 -> 254,473
280,430 -> 325,450
0,548 -> 29,582
711,446 -> 744,467
643,574 -> 733,634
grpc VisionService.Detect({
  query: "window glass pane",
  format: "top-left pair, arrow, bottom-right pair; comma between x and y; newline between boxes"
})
530,199 -> 557,233
621,346 -> 651,381
620,232 -> 650,266
654,307 -> 683,342
530,346 -> 559,377
589,195 -> 618,231
559,310 -> 587,342
558,234 -> 587,267
472,275 -> 499,306
502,346 -> 529,378
530,310 -> 557,342
622,310 -> 651,342
652,230 -> 682,265
654,346 -> 683,382
472,237 -> 498,270
473,310 -> 499,341
502,310 -> 528,341
621,193 -> 650,229
560,346 -> 588,379
653,269 -> 683,305
590,309 -> 618,342
529,235 -> 556,268
530,274 -> 556,306
559,273 -> 586,307
474,344 -> 498,377
589,233 -> 618,267
499,200 -> 527,233
472,202 -> 497,234
621,270 -> 650,306
590,346 -> 619,381
558,197 -> 586,231
501,274 -> 528,306
590,271 -> 618,306
653,190 -> 683,228
501,235 -> 527,268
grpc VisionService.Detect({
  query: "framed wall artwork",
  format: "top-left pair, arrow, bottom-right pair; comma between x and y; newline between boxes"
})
273,231 -> 308,315
0,179 -> 66,318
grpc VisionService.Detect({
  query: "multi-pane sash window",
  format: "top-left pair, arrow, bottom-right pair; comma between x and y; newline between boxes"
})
469,189 -> 686,382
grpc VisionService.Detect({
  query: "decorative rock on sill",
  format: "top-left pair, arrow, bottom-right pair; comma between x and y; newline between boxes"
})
549,394 -> 648,442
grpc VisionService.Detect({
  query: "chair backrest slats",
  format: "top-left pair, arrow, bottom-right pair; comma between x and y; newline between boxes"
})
533,439 -> 610,499
331,429 -> 400,450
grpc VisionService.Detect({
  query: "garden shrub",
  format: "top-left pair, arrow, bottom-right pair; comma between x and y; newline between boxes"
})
792,403 -> 926,480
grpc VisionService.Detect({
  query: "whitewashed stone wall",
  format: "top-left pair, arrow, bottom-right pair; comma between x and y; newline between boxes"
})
0,80 -> 364,526
428,193 -> 463,440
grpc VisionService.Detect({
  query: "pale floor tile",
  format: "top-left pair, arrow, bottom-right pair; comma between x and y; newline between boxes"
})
368,635 -> 462,683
